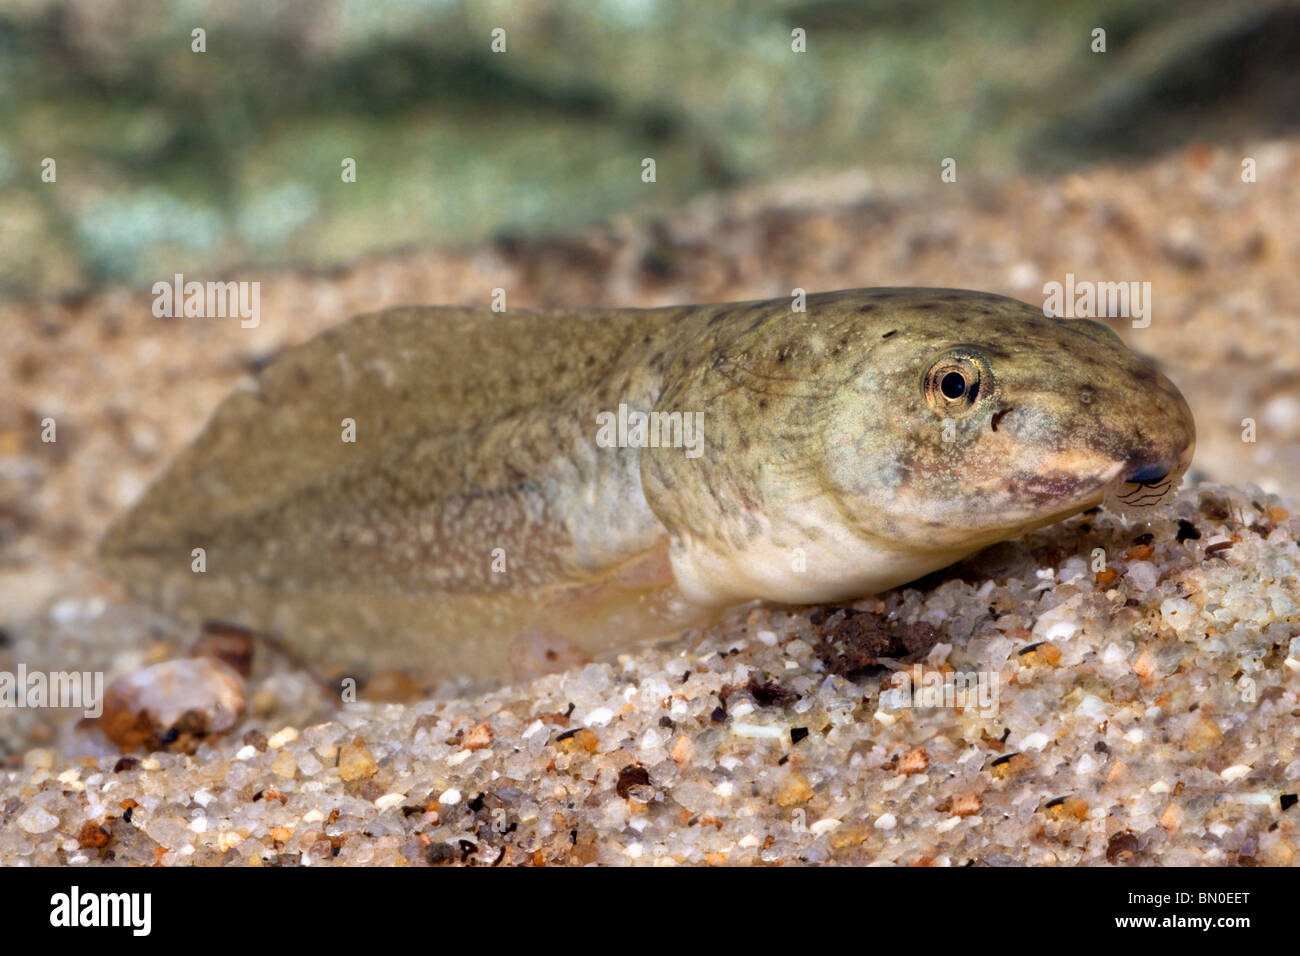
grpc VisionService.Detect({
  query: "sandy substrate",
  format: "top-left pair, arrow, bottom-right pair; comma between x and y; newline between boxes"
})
2,140 -> 1300,864
1,483 -> 1297,865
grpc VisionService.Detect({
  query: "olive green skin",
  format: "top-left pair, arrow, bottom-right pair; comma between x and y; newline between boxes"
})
102,288 -> 1195,682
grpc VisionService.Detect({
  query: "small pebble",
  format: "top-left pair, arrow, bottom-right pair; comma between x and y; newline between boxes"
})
337,740 -> 380,782
100,658 -> 245,753
17,806 -> 59,834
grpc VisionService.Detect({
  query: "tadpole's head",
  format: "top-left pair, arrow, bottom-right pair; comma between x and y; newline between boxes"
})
823,290 -> 1195,553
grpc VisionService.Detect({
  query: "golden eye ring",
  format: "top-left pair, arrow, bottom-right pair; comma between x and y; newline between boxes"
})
923,349 -> 992,414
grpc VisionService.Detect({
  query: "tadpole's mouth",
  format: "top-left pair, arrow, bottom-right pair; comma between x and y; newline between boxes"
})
1105,443 -> 1194,511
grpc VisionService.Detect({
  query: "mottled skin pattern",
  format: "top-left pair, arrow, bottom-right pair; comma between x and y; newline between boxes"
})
102,289 -> 1195,682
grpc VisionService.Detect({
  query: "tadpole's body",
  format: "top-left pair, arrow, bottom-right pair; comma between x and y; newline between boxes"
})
102,289 -> 1195,681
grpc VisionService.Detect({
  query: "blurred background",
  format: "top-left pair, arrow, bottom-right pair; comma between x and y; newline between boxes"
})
3,0 -> 1298,298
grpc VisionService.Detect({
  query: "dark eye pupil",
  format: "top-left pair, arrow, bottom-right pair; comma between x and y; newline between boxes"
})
940,371 -> 967,400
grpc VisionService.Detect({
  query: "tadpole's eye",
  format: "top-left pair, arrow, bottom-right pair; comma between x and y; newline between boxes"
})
923,349 -> 992,414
